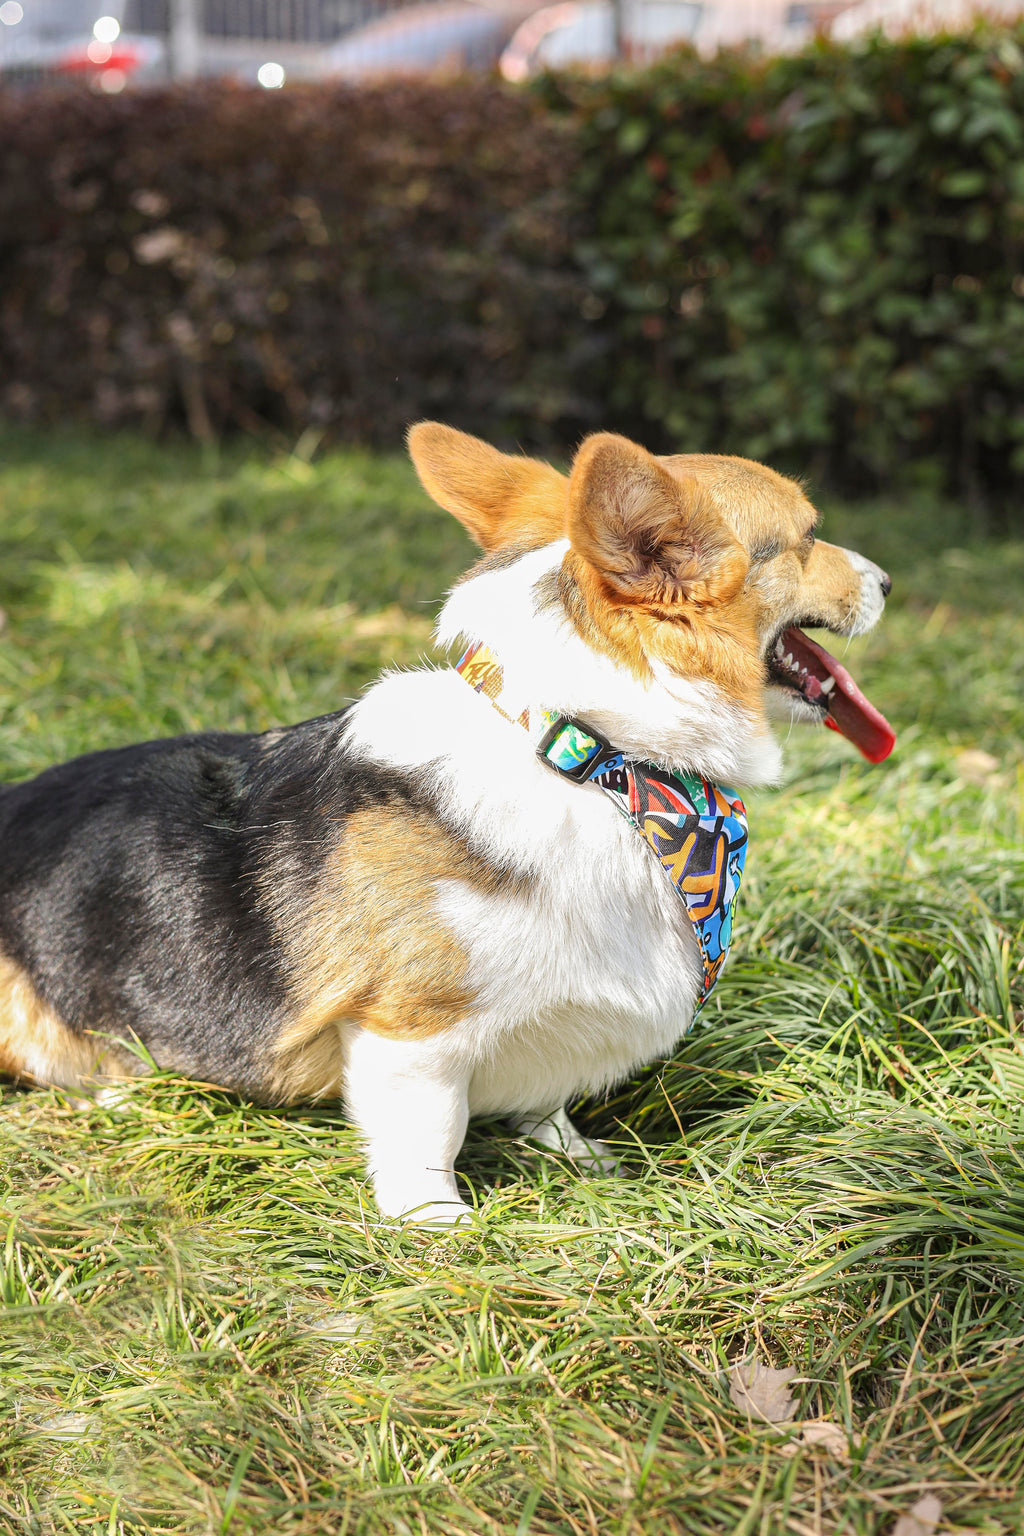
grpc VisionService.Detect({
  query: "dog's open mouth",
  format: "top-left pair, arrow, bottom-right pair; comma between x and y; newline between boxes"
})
768,626 -> 895,763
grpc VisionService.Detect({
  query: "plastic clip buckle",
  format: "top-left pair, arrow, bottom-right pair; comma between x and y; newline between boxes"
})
536,716 -> 613,783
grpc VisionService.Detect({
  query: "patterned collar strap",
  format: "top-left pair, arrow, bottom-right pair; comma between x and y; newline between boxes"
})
455,641 -> 748,1012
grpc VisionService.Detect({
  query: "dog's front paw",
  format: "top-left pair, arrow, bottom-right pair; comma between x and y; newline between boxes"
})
566,1135 -> 621,1178
372,1170 -> 474,1228
396,1201 -> 475,1228
511,1107 -> 622,1177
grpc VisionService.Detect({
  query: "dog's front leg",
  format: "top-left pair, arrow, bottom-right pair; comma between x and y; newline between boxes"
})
345,1028 -> 472,1225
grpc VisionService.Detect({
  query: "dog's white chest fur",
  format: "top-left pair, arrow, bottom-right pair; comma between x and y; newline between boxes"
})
442,816 -> 702,1117
346,668 -> 703,1117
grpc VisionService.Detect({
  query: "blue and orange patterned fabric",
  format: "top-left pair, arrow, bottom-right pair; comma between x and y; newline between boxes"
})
583,749 -> 746,1010
456,642 -> 748,1011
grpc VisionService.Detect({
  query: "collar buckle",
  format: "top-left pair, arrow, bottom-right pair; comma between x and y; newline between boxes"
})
537,716 -> 616,783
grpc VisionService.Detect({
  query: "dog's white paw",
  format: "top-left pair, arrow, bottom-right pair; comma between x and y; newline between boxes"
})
564,1134 -> 621,1177
372,1171 -> 473,1228
511,1107 -> 622,1177
398,1201 -> 475,1228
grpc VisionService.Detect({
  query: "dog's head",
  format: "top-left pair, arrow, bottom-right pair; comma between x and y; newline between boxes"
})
410,423 -> 893,773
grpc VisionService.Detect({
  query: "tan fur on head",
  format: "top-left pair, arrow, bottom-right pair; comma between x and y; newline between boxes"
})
408,422 -> 566,552
568,433 -> 749,610
412,423 -> 877,717
658,453 -> 864,652
562,433 -> 761,707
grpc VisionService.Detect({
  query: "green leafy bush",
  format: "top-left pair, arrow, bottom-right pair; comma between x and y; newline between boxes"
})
541,27 -> 1024,510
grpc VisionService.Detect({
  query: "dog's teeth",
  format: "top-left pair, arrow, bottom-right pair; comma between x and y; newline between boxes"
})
820,676 -> 835,695
783,652 -> 794,669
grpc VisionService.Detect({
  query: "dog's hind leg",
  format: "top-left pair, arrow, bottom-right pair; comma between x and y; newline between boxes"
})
345,1028 -> 473,1226
510,1105 -> 620,1176
0,953 -> 136,1090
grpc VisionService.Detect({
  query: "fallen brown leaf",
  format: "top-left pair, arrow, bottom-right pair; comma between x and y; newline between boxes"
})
728,1358 -> 798,1423
778,1419 -> 855,1460
891,1494 -> 943,1536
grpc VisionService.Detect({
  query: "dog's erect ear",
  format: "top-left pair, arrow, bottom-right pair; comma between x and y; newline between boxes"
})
568,433 -> 748,607
407,422 -> 567,552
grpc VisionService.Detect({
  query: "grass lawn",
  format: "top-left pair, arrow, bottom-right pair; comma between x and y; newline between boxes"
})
0,426 -> 1022,1536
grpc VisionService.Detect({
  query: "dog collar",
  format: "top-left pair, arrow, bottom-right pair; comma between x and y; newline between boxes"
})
455,641 -> 748,1011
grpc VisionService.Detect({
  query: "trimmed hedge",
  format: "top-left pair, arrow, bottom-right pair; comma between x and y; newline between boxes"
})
2,29 -> 1024,504
0,82 -> 584,445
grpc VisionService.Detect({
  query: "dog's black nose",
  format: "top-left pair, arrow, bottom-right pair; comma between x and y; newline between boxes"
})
880,571 -> 892,597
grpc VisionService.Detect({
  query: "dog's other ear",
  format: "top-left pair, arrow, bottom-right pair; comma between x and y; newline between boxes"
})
568,433 -> 748,607
408,422 -> 567,551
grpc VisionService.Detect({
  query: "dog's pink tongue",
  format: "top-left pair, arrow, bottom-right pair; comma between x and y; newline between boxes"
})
782,626 -> 895,763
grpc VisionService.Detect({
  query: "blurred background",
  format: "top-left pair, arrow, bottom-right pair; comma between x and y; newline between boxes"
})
2,0 -> 1023,85
3,0 -> 1024,529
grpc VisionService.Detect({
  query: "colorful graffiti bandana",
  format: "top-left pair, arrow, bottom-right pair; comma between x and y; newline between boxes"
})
455,642 -> 748,1011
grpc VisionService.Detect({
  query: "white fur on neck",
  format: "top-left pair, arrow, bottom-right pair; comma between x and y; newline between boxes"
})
436,541 -> 782,788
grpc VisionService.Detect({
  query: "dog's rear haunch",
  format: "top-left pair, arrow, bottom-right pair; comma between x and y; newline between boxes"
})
0,428 -> 892,1224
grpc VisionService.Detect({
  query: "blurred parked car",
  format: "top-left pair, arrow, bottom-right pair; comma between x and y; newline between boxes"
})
500,0 -> 857,72
327,0 -> 858,81
325,0 -> 536,77
0,0 -> 164,85
500,0 -> 699,75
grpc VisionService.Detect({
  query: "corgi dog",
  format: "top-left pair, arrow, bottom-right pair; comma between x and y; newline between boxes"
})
0,426 -> 893,1224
